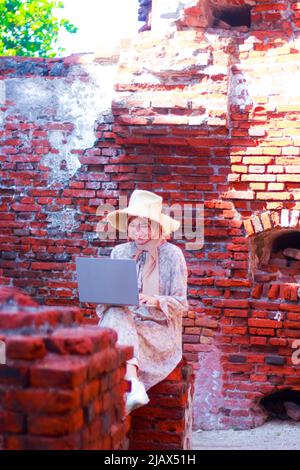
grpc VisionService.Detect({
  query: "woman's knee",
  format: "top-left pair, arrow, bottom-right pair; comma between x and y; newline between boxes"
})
111,307 -> 137,327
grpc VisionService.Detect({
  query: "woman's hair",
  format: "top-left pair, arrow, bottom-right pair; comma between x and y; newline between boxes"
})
127,215 -> 139,226
127,215 -> 163,239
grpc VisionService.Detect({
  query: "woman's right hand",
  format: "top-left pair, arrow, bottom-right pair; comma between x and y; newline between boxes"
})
139,293 -> 160,308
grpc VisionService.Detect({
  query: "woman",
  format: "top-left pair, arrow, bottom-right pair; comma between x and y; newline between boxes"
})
96,189 -> 189,415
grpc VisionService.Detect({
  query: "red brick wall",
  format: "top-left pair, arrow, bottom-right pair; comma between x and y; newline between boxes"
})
2,0 -> 300,432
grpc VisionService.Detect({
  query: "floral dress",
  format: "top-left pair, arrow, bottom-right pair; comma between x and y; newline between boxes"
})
96,240 -> 189,392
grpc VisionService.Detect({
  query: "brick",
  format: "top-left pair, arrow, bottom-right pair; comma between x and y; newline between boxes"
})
5,433 -> 82,450
30,356 -> 88,388
3,389 -> 81,414
0,365 -> 29,386
82,380 -> 100,406
6,337 -> 46,360
45,327 -> 117,355
248,319 -> 282,328
228,355 -> 247,363
249,328 -> 275,336
11,204 -> 40,212
27,409 -> 84,436
0,410 -> 24,433
265,355 -> 286,365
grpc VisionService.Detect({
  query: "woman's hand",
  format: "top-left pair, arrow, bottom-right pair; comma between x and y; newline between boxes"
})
139,293 -> 160,308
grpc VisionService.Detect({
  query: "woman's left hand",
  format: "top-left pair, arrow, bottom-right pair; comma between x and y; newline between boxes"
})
139,293 -> 159,308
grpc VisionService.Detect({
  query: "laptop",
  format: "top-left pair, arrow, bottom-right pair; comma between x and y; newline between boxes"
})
75,256 -> 139,306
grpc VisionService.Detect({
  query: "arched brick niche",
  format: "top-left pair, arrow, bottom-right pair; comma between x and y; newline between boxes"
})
146,0 -> 292,34
210,1 -> 252,29
251,229 -> 300,283
215,210 -> 300,430
260,389 -> 300,421
245,209 -> 300,291
175,0 -> 254,31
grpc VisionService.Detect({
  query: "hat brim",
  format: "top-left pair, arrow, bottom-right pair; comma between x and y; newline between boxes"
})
106,208 -> 180,235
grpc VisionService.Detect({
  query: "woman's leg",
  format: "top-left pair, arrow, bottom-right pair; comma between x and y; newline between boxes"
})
99,306 -> 141,377
126,362 -> 138,379
125,360 -> 149,414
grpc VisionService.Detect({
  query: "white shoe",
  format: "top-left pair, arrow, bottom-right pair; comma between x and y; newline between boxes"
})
125,377 -> 150,415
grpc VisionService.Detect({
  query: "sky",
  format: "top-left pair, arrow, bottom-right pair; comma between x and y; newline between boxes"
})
55,0 -> 143,56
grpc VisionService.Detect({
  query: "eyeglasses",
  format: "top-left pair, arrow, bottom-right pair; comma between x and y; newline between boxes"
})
128,222 -> 149,232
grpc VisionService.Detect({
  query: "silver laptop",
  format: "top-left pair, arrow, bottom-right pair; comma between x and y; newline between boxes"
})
75,256 -> 139,306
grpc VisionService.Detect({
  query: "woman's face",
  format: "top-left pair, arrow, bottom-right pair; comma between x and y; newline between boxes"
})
127,217 -> 151,244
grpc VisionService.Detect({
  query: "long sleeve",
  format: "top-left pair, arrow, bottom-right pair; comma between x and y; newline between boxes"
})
153,248 -> 189,324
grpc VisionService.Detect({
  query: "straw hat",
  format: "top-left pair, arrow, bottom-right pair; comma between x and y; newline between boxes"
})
106,189 -> 180,236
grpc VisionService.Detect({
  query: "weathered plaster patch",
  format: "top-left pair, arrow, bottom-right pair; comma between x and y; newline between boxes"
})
193,345 -> 226,430
0,81 -> 7,129
0,110 -> 5,127
152,0 -> 196,31
188,114 -> 208,126
204,65 -> 228,76
152,47 -> 212,73
5,62 -> 117,183
229,69 -> 252,111
42,152 -> 81,186
6,77 -> 55,120
160,0 -> 186,19
133,72 -> 162,85
0,80 -> 6,104
46,208 -> 80,233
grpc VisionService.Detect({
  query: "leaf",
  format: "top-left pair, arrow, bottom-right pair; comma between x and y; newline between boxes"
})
0,0 -> 78,57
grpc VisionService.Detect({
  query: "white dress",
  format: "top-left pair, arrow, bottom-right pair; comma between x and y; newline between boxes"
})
96,240 -> 188,392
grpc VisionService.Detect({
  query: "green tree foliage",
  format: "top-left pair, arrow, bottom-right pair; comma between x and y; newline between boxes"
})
0,0 -> 78,57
